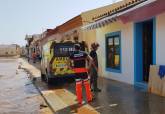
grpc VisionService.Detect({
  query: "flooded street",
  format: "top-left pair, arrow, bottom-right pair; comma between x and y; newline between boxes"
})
1,57 -> 164,114
21,58 -> 165,114
0,58 -> 52,114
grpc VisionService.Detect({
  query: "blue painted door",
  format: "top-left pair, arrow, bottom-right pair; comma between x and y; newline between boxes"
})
134,18 -> 156,88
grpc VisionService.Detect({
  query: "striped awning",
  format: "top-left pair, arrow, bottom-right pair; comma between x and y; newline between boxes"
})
82,0 -> 157,30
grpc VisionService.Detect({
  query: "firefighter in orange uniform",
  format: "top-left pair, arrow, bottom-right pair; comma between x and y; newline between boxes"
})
69,44 -> 95,105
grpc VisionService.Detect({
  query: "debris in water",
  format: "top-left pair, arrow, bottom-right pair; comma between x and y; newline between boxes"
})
27,73 -> 30,78
109,104 -> 118,107
40,104 -> 48,109
25,82 -> 33,86
18,65 -> 21,69
16,70 -> 18,74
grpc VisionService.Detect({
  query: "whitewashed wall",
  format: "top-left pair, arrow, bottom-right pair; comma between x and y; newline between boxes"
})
0,45 -> 18,56
96,21 -> 134,84
156,12 -> 165,65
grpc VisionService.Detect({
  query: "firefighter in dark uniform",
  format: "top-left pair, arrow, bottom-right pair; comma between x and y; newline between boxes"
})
69,44 -> 94,105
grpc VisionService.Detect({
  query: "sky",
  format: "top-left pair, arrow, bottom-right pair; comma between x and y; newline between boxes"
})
0,0 -> 121,46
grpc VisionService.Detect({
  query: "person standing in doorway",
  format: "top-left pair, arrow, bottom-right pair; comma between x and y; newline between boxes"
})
90,43 -> 101,92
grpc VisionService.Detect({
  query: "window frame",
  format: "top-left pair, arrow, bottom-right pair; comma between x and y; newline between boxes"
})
105,31 -> 122,73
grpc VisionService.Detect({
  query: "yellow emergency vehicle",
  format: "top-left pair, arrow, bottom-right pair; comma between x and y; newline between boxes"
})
40,40 -> 85,84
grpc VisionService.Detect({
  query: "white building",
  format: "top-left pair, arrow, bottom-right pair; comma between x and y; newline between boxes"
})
0,44 -> 20,57
83,0 -> 165,89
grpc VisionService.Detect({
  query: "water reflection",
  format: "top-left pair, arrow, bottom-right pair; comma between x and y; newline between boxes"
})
0,58 -> 41,114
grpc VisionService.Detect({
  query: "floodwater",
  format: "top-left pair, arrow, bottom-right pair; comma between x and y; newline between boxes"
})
0,58 -> 43,114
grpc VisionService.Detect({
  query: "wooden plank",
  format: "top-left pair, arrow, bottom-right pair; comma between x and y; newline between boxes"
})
54,89 -> 100,114
54,89 -> 77,105
148,65 -> 164,96
42,90 -> 68,112
77,104 -> 99,114
162,77 -> 165,97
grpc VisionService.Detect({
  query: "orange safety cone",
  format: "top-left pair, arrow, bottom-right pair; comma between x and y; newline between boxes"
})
84,79 -> 93,102
76,79 -> 83,104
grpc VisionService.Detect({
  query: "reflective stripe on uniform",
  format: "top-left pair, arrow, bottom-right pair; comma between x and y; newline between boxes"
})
73,68 -> 88,73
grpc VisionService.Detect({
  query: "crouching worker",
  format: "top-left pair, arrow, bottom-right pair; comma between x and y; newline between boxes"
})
68,44 -> 93,105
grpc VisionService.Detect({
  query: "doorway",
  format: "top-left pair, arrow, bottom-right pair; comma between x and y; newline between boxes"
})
142,20 -> 153,82
134,18 -> 156,88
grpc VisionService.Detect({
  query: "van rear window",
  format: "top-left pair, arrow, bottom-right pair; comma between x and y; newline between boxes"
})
54,43 -> 75,57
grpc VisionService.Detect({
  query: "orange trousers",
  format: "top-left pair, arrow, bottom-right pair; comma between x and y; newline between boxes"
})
76,79 -> 93,104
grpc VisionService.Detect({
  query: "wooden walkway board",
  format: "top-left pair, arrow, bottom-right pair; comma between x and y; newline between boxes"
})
42,89 -> 100,114
148,65 -> 165,97
54,89 -> 100,114
43,90 -> 68,112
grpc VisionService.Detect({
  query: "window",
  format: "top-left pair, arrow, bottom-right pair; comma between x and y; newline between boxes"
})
54,43 -> 75,57
105,31 -> 121,73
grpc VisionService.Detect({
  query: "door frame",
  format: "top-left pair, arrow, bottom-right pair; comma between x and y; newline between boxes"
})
134,18 -> 156,89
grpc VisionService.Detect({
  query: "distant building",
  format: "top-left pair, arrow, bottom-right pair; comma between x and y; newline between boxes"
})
25,34 -> 42,59
0,44 -> 20,57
